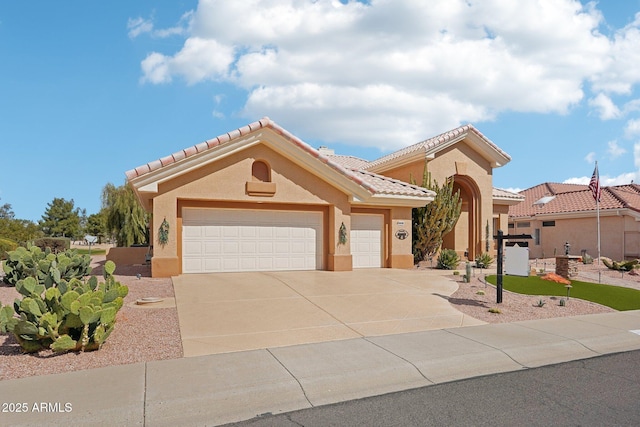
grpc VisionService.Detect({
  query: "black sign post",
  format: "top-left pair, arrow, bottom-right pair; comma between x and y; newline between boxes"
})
494,230 -> 532,303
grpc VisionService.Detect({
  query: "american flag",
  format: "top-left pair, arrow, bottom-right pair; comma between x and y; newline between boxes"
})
588,163 -> 601,202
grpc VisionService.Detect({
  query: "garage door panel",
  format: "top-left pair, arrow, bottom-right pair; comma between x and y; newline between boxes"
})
351,214 -> 383,268
182,208 -> 323,273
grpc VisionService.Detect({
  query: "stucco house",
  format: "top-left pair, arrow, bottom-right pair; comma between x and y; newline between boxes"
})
126,117 -> 521,277
508,182 -> 640,260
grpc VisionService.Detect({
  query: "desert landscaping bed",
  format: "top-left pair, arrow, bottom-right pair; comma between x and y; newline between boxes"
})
0,258 -> 183,381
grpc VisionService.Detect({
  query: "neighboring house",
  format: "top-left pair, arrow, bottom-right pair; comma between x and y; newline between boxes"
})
508,182 -> 640,260
127,117 -> 521,277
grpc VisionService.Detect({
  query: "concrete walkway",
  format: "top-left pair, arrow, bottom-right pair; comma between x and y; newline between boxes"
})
172,269 -> 485,357
2,310 -> 640,426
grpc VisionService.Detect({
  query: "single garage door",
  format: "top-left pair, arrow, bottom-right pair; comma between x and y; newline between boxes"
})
182,208 -> 323,273
351,214 -> 384,268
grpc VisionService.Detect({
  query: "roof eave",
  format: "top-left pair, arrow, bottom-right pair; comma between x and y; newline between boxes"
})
493,196 -> 525,206
352,193 -> 434,208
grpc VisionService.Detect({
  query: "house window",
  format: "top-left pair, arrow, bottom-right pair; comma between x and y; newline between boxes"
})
508,223 -> 515,229
252,160 -> 271,182
534,228 -> 541,245
542,221 -> 555,227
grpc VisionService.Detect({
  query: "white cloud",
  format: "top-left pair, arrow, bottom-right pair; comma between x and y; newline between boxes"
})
136,0 -> 638,149
625,118 -> 640,139
589,93 -> 621,119
564,172 -> 637,186
127,17 -> 153,39
585,152 -> 596,163
500,187 -> 523,194
607,140 -> 626,159
140,38 -> 234,85
128,12 -> 192,39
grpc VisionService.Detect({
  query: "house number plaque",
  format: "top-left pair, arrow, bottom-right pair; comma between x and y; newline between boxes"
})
395,229 -> 408,240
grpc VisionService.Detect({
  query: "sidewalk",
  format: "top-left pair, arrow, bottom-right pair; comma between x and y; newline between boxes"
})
2,310 -> 640,427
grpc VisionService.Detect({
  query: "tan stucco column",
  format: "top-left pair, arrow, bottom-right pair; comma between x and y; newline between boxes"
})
151,197 -> 180,278
327,204 -> 352,271
389,207 -> 414,269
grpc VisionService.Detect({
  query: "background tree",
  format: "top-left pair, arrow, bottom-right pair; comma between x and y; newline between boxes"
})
0,199 -> 41,249
85,211 -> 108,243
412,167 -> 462,263
102,183 -> 148,247
39,197 -> 83,239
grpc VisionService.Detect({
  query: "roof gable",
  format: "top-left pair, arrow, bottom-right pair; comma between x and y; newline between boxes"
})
365,124 -> 511,173
127,117 -> 434,208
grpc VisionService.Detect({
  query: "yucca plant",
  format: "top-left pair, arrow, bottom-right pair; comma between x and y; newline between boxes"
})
437,249 -> 460,270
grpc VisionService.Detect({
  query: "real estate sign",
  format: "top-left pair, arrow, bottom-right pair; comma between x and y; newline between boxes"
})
505,244 -> 529,277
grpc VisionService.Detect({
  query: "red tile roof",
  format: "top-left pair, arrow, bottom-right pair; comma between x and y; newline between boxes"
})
126,117 -> 435,199
364,124 -> 511,170
326,154 -> 370,170
351,169 -> 433,197
509,182 -> 640,218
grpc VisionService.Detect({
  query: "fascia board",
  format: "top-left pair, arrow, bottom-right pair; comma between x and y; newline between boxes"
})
493,196 -> 525,206
367,150 -> 429,174
129,134 -> 264,193
352,194 -> 434,208
525,209 -> 636,220
455,133 -> 510,168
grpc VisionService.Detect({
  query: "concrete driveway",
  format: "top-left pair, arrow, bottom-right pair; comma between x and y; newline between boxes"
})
172,269 -> 485,357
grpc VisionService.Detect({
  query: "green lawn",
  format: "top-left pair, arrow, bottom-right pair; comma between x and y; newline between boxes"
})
485,274 -> 640,311
74,248 -> 106,256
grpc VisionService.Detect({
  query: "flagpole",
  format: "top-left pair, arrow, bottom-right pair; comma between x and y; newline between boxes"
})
595,161 -> 601,283
589,161 -> 602,281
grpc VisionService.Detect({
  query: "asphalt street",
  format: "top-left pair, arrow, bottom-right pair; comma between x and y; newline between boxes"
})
227,350 -> 640,427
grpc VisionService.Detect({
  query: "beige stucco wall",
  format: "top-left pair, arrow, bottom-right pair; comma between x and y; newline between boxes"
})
376,141 -> 495,259
511,214 -> 633,261
106,246 -> 149,266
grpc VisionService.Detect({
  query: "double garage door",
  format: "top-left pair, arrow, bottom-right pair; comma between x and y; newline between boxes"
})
182,208 -> 383,273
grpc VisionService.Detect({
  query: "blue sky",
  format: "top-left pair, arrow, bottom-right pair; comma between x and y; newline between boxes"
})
2,0 -> 640,222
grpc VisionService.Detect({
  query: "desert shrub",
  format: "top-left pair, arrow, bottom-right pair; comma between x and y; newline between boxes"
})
2,245 -> 91,286
0,238 -> 18,260
0,260 -> 127,353
475,252 -> 494,268
32,237 -> 70,253
582,253 -> 593,264
437,249 -> 460,270
602,258 -> 638,272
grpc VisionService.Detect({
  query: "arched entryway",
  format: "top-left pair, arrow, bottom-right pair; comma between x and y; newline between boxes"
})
442,175 -> 481,260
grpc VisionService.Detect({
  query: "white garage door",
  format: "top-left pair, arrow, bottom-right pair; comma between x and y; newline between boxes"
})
182,208 -> 323,273
351,214 -> 384,268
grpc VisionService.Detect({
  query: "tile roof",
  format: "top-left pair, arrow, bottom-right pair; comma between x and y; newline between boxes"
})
326,154 -> 370,170
351,169 -> 435,198
364,124 -> 511,170
126,117 -> 433,200
493,187 -> 525,201
509,182 -> 640,218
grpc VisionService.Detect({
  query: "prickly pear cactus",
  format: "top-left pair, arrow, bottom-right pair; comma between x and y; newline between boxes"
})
0,260 -> 128,353
2,245 -> 91,287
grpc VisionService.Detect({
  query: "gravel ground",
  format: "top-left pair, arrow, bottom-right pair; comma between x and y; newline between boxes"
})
1,254 -> 637,381
443,257 -> 636,324
0,256 -> 183,381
